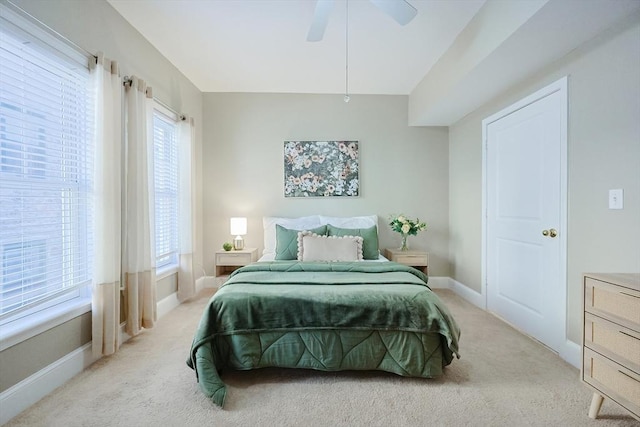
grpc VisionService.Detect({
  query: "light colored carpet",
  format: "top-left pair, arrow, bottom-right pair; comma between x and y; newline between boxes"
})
5,288 -> 638,427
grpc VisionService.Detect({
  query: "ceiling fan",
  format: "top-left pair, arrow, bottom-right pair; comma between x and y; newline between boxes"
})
307,0 -> 417,42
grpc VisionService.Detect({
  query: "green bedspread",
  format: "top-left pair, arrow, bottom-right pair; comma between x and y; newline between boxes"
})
187,261 -> 461,407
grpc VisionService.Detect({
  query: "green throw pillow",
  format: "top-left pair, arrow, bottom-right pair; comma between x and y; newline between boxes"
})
327,224 -> 379,260
275,224 -> 327,260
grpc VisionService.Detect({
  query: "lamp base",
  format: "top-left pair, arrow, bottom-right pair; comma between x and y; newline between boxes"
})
233,235 -> 244,250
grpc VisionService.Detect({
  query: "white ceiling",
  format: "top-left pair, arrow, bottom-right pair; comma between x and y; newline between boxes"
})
107,0 -> 640,125
107,0 -> 485,94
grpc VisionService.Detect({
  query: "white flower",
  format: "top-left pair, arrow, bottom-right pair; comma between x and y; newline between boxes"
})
401,223 -> 411,234
397,215 -> 406,223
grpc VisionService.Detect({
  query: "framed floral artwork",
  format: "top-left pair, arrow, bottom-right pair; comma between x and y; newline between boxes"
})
284,141 -> 359,197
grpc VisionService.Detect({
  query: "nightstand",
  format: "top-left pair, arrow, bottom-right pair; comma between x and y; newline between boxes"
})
215,247 -> 258,277
384,248 -> 428,274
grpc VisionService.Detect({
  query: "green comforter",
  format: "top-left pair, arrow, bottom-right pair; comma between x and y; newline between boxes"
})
187,261 -> 461,407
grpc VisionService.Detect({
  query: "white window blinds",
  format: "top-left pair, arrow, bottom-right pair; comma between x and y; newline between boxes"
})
153,109 -> 179,270
0,8 -> 94,319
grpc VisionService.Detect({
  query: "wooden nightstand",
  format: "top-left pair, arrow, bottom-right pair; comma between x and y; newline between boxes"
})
385,248 -> 428,274
215,247 -> 258,277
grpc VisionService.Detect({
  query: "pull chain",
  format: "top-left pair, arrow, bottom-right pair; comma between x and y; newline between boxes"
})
344,0 -> 350,103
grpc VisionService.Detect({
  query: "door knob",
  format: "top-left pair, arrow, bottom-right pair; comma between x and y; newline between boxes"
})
549,228 -> 558,238
542,230 -> 549,236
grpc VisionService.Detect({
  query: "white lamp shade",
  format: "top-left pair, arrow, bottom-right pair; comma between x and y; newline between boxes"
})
230,217 -> 247,236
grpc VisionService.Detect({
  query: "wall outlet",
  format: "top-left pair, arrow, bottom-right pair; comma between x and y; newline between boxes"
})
608,189 -> 623,210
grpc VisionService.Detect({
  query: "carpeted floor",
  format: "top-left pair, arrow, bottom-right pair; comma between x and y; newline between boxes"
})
5,287 -> 638,426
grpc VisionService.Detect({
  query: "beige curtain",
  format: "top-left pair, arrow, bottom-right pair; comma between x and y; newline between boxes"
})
91,53 -> 123,357
177,117 -> 197,301
123,76 -> 157,336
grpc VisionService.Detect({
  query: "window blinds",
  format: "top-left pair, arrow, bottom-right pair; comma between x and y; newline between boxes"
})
153,110 -> 179,270
0,11 -> 94,318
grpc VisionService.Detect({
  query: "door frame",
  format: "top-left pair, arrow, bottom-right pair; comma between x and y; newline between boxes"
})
481,76 -> 568,351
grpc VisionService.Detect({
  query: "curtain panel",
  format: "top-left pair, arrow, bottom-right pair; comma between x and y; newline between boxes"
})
92,65 -> 195,353
91,53 -> 123,358
178,117 -> 197,301
123,76 -> 157,336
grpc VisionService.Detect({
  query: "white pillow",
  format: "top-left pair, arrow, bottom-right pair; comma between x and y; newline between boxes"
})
297,231 -> 363,262
319,215 -> 378,229
262,215 -> 322,255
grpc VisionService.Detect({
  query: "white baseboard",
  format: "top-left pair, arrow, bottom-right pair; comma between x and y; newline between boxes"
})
195,276 -> 206,293
449,277 -> 486,309
157,292 -> 180,319
427,276 -> 450,289
196,275 -> 217,291
560,339 -> 581,369
0,342 -> 96,425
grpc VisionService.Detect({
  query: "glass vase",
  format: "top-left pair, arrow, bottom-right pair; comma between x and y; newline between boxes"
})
399,234 -> 409,251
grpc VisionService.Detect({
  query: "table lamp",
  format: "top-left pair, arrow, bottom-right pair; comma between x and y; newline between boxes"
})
230,217 -> 247,250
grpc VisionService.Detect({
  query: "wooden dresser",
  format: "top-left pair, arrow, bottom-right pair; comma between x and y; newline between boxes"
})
582,273 -> 640,421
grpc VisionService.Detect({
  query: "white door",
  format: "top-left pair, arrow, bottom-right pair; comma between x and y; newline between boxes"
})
484,78 -> 567,353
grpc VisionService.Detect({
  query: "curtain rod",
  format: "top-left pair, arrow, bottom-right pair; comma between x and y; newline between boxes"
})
155,94 -> 188,121
4,0 -> 96,61
123,75 -> 188,121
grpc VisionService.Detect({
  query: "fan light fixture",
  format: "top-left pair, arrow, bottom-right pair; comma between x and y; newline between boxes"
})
307,0 -> 417,103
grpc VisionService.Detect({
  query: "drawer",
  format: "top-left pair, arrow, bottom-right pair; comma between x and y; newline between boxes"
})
216,253 -> 251,266
583,348 -> 640,417
584,312 -> 640,370
584,277 -> 640,327
394,254 -> 428,266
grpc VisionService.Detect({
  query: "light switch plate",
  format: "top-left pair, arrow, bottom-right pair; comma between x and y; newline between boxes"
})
608,189 -> 623,210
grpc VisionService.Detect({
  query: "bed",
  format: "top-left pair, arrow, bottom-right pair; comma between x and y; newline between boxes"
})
187,215 -> 461,407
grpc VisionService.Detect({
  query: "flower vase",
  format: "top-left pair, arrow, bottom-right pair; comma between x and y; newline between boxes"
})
399,234 -> 409,251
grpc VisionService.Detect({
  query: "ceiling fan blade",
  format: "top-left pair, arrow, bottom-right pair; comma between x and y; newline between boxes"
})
369,0 -> 417,26
307,0 -> 335,42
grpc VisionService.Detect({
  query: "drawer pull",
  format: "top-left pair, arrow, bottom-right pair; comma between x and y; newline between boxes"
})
619,331 -> 640,341
618,370 -> 640,384
620,291 -> 640,299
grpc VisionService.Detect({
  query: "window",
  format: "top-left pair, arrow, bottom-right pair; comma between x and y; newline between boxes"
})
0,8 -> 94,323
153,107 -> 179,271
1,240 -> 46,314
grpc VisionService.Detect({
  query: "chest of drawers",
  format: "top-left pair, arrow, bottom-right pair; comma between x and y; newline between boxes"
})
582,273 -> 640,421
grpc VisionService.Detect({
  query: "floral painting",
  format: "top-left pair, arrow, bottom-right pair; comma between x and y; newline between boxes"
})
284,141 -> 359,197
